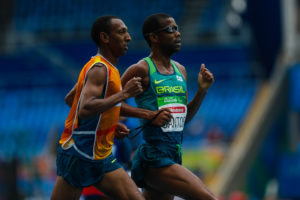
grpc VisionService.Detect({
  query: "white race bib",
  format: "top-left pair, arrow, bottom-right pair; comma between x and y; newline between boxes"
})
157,96 -> 187,132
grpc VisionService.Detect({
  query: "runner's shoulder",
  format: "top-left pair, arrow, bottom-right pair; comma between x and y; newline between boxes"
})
127,59 -> 149,77
172,60 -> 185,70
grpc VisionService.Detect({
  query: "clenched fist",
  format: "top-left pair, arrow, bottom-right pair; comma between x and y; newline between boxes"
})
114,123 -> 130,140
122,77 -> 143,99
198,64 -> 214,90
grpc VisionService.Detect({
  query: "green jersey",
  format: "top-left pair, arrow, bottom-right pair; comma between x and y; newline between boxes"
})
135,57 -> 187,144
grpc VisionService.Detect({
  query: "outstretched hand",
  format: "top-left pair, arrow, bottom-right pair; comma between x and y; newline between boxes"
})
198,64 -> 214,90
114,123 -> 130,140
151,108 -> 173,126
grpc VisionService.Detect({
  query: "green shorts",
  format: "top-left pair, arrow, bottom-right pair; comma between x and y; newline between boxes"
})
131,142 -> 182,188
56,146 -> 121,188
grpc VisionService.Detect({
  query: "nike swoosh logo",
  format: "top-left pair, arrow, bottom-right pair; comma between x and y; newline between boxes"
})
154,79 -> 166,84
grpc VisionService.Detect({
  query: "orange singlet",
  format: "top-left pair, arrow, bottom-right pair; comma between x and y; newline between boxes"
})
59,54 -> 121,160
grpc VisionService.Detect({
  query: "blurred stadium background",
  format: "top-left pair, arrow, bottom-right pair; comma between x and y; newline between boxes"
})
0,0 -> 300,199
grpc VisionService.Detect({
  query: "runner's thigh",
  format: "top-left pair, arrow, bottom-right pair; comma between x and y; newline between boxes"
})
51,176 -> 83,200
144,164 -> 216,200
143,188 -> 174,200
94,168 -> 144,200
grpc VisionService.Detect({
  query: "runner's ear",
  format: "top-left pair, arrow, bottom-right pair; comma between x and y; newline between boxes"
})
100,32 -> 110,44
149,33 -> 159,44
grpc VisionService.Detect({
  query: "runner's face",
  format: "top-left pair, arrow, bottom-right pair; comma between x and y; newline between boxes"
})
108,18 -> 131,57
156,17 -> 181,54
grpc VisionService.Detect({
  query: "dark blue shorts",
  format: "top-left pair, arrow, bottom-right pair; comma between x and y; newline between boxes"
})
131,142 -> 182,188
56,147 -> 121,188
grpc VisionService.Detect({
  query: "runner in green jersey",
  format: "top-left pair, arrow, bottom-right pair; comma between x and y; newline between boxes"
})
121,13 -> 217,200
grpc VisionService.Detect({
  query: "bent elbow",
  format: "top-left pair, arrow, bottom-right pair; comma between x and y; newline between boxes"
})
65,96 -> 72,107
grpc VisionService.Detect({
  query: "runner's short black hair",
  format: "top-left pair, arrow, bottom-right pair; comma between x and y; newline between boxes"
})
142,13 -> 171,46
91,15 -> 120,47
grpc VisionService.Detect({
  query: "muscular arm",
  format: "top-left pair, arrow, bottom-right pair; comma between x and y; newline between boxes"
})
120,102 -> 154,120
176,62 -> 214,123
121,62 -> 155,119
121,60 -> 150,91
186,89 -> 208,123
79,63 -> 142,119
